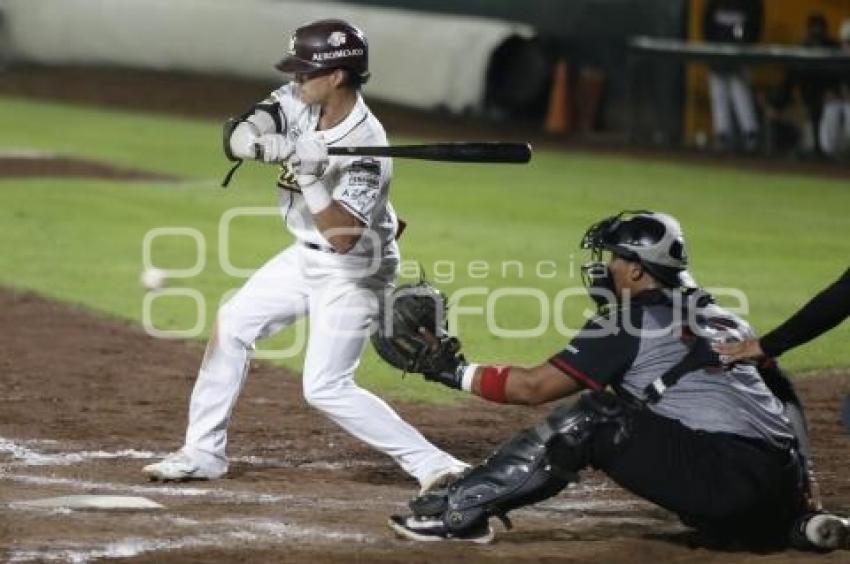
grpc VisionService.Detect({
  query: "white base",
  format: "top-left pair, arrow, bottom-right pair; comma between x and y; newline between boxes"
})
12,495 -> 165,511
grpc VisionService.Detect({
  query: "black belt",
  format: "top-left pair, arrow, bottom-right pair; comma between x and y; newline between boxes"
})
302,241 -> 337,254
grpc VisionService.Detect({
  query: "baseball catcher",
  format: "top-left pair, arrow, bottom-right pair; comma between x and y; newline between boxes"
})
373,210 -> 848,550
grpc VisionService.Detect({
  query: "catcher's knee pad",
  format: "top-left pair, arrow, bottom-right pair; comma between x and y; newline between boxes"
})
545,391 -> 632,471
428,392 -> 630,534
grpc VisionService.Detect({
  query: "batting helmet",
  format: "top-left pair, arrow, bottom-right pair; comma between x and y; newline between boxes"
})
276,19 -> 370,83
581,210 -> 691,288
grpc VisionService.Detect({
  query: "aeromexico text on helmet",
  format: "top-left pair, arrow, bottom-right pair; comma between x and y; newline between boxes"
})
312,49 -> 365,62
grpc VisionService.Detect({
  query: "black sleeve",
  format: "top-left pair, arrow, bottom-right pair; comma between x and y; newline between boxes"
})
547,316 -> 640,391
760,267 -> 850,357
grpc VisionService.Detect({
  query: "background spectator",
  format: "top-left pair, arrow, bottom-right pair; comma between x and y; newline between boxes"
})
819,19 -> 850,158
703,0 -> 764,152
768,14 -> 838,156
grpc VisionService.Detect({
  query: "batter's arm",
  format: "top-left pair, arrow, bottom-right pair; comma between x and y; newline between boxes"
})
311,203 -> 365,254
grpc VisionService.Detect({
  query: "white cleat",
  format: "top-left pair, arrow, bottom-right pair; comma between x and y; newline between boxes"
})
804,513 -> 850,551
419,463 -> 470,495
142,451 -> 225,482
388,514 -> 495,544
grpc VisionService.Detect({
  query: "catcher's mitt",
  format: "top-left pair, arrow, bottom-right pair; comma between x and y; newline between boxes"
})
371,282 -> 462,377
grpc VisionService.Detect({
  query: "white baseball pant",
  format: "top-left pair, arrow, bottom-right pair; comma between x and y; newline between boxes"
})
181,243 -> 464,484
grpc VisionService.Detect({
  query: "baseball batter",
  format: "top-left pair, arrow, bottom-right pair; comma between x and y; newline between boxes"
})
143,19 -> 466,491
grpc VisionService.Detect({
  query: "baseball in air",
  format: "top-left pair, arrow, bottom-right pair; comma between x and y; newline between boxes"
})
140,267 -> 168,291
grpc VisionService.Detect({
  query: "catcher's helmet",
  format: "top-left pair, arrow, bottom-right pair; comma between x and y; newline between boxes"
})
276,19 -> 370,83
581,210 -> 691,288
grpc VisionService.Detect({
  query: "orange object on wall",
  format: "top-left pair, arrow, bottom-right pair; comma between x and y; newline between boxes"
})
544,59 -> 572,134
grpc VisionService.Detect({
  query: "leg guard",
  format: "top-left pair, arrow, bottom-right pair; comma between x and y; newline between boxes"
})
759,362 -> 820,511
411,392 -> 632,535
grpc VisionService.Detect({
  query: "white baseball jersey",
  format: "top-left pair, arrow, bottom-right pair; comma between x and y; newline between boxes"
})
269,83 -> 399,258
170,83 -> 466,487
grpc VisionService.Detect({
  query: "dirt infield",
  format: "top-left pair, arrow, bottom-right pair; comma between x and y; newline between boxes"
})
0,155 -> 180,181
1,288 -> 849,563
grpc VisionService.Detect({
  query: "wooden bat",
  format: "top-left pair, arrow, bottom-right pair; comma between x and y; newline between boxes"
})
253,142 -> 532,164
327,142 -> 532,163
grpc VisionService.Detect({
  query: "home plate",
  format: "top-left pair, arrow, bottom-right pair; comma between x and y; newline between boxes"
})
12,495 -> 164,511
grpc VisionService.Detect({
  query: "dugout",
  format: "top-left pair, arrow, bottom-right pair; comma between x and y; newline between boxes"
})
338,0 -> 850,147
628,37 -> 850,149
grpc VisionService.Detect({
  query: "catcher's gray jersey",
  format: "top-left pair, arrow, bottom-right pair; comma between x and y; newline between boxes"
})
549,290 -> 795,449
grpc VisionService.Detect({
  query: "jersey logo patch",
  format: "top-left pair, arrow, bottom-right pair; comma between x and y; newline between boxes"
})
347,173 -> 379,188
340,186 -> 377,210
276,163 -> 301,193
349,158 -> 381,175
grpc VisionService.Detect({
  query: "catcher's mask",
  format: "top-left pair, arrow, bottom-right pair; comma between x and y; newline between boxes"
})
276,18 -> 370,84
580,210 -> 694,309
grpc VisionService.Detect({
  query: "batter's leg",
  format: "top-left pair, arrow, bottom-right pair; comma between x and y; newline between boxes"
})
144,245 -> 309,480
301,278 -> 466,487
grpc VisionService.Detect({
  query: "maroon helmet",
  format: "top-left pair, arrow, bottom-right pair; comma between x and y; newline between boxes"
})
276,19 -> 370,83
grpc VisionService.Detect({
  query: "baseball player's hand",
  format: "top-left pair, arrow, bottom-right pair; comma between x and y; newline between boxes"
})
416,328 -> 466,389
292,133 -> 329,179
254,134 -> 295,164
713,338 -> 765,363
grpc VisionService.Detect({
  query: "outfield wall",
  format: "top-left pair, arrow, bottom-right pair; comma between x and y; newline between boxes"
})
0,0 -> 534,114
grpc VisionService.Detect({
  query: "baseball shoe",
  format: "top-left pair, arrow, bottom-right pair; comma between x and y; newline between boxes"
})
142,451 -> 225,482
388,514 -> 494,544
800,513 -> 850,551
419,463 -> 469,495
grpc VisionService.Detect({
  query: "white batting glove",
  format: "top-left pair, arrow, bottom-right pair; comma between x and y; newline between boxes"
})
292,133 -> 329,178
254,134 -> 295,164
228,121 -> 260,160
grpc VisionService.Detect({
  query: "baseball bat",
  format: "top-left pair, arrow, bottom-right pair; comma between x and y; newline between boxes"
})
327,142 -> 532,163
253,142 -> 532,164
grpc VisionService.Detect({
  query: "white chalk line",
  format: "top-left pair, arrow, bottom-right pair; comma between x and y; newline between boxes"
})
0,437 -> 162,466
528,498 -> 642,514
0,437 -> 384,471
8,515 -> 376,563
1,472 -> 286,503
1,471 -> 400,511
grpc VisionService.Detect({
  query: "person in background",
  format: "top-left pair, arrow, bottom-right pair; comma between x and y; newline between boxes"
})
818,20 -> 850,158
768,13 -> 838,156
703,0 -> 763,152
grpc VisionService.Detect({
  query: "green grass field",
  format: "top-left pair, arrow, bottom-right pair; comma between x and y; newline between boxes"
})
1,97 -> 847,402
